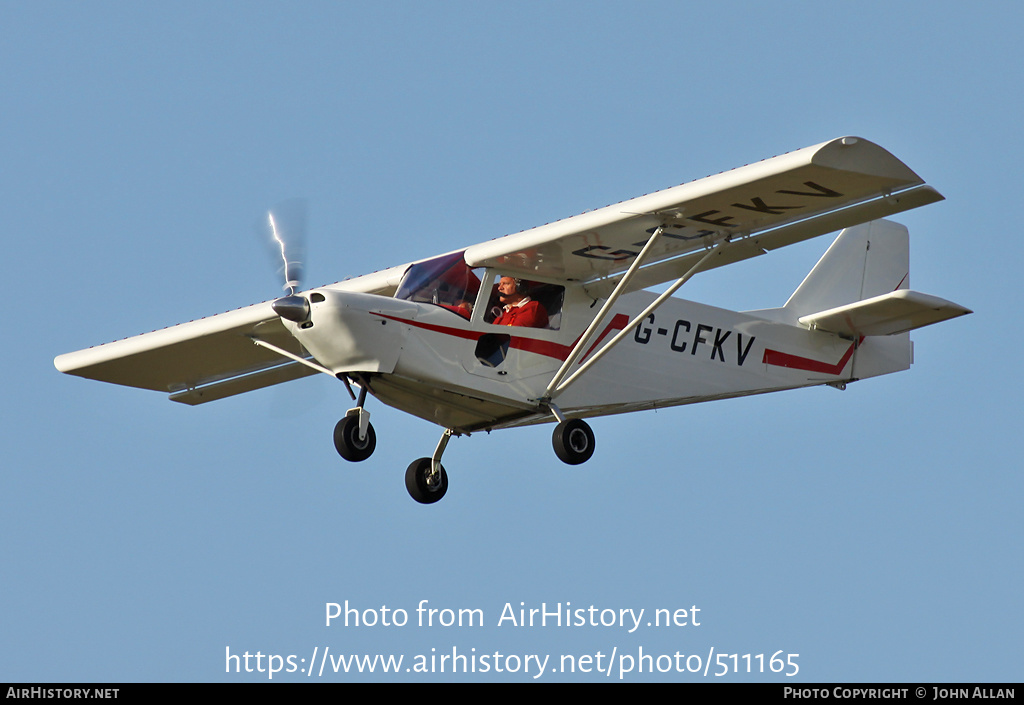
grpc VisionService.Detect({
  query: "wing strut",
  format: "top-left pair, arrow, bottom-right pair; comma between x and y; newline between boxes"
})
542,234 -> 729,401
250,336 -> 336,377
543,226 -> 667,396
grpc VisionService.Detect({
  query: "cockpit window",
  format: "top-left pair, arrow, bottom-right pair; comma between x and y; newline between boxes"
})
481,274 -> 565,330
395,251 -> 481,320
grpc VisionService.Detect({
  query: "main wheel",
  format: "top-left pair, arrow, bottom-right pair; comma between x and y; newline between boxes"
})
405,457 -> 449,504
552,418 -> 595,465
333,415 -> 376,462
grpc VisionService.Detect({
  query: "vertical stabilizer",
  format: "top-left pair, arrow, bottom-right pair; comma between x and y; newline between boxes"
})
784,220 -> 909,317
783,220 -> 914,382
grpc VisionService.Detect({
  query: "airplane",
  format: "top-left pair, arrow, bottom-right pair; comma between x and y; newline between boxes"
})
54,136 -> 971,504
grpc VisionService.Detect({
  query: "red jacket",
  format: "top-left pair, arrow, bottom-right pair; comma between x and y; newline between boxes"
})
494,299 -> 548,328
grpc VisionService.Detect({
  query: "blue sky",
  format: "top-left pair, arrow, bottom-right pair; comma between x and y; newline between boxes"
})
3,1 -> 1019,682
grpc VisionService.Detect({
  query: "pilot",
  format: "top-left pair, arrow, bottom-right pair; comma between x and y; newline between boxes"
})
493,276 -> 548,328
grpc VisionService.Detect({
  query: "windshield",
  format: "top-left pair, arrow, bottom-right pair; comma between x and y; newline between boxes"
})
395,251 -> 481,319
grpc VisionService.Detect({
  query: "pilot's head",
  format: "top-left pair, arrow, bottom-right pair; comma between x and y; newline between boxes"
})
497,276 -> 526,306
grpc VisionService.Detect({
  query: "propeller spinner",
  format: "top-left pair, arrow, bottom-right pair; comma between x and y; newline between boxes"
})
271,294 -> 310,323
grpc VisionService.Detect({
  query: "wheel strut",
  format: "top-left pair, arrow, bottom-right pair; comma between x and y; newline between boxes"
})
431,428 -> 454,483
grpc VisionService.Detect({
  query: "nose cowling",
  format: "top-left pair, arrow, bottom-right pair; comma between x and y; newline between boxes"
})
285,289 -> 417,375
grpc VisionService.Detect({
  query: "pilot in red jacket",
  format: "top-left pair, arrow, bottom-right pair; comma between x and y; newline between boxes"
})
493,277 -> 549,328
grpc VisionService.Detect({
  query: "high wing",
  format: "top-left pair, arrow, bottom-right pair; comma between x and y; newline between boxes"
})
56,136 -> 940,405
54,265 -> 408,404
464,136 -> 942,296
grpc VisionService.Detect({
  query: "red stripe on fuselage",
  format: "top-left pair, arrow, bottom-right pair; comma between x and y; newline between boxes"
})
762,337 -> 863,375
578,313 -> 630,363
372,312 -> 628,365
374,313 -> 482,341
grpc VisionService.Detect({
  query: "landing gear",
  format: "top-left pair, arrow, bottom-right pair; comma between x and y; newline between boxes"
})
405,457 -> 449,504
331,394 -> 598,501
334,380 -> 376,462
334,410 -> 375,462
404,428 -> 455,504
552,418 -> 595,465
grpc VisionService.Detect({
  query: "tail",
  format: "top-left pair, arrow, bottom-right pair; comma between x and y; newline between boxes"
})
785,219 -> 910,316
783,220 -> 971,381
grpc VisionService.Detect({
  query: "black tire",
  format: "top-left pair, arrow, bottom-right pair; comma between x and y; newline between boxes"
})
552,418 -> 595,465
333,415 -> 376,462
405,457 -> 449,504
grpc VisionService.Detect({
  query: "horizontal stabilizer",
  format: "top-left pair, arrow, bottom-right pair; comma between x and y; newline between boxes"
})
799,290 -> 971,337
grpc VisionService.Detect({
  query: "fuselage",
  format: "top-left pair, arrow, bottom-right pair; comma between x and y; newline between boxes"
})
285,279 -> 908,433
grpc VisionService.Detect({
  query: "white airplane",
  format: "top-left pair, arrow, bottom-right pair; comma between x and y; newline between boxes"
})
55,137 -> 971,504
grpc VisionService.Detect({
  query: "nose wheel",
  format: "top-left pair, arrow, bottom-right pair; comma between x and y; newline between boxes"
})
404,428 -> 455,504
405,457 -> 449,504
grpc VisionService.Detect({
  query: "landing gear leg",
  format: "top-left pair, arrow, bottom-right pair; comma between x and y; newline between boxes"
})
405,429 -> 453,504
334,384 -> 376,462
